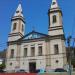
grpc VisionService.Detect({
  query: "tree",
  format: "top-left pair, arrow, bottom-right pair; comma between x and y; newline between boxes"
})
0,63 -> 5,69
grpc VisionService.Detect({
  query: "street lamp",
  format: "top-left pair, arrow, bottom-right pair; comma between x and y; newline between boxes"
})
67,35 -> 72,75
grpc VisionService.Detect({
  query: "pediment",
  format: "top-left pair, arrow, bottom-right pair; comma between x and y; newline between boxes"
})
19,31 -> 49,41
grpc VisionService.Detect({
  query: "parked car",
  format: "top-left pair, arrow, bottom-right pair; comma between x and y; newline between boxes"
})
0,69 -> 5,73
55,68 -> 67,72
47,69 -> 55,73
16,69 -> 27,73
36,69 -> 46,73
35,69 -> 40,73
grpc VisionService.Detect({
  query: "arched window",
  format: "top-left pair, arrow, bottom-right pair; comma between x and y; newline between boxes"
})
54,44 -> 59,54
53,15 -> 57,23
38,46 -> 42,56
24,48 -> 27,57
22,24 -> 24,31
10,49 -> 14,58
13,23 -> 17,30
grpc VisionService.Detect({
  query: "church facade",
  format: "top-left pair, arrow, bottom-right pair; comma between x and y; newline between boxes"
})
6,0 -> 67,72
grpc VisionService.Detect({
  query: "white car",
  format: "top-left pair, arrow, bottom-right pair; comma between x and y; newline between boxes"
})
15,69 -> 27,73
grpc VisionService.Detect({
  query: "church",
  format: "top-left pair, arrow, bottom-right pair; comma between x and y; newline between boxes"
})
6,0 -> 67,72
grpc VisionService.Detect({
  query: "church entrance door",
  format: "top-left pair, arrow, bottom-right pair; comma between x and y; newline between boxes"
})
29,62 -> 36,73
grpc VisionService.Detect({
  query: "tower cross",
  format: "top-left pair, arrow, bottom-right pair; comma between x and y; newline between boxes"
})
19,0 -> 22,4
32,25 -> 35,31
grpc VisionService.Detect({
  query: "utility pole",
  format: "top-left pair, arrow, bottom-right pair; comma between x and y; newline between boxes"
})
67,35 -> 72,75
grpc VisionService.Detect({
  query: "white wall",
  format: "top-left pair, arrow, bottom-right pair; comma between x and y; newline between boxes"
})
49,39 -> 66,69
19,40 -> 47,72
6,40 -> 47,72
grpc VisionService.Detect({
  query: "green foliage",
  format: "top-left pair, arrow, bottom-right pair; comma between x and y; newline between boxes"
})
0,63 -> 5,69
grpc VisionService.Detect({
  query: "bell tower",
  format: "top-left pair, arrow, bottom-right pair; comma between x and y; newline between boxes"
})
8,3 -> 25,42
48,0 -> 67,69
48,0 -> 64,36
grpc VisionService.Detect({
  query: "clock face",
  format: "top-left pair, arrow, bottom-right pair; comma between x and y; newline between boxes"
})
52,2 -> 56,5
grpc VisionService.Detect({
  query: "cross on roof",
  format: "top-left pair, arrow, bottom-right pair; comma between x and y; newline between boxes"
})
19,0 -> 22,4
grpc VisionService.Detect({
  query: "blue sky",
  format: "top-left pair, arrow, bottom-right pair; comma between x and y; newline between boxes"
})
0,0 -> 75,50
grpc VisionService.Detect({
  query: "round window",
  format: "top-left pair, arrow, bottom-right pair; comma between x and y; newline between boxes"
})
56,60 -> 59,63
